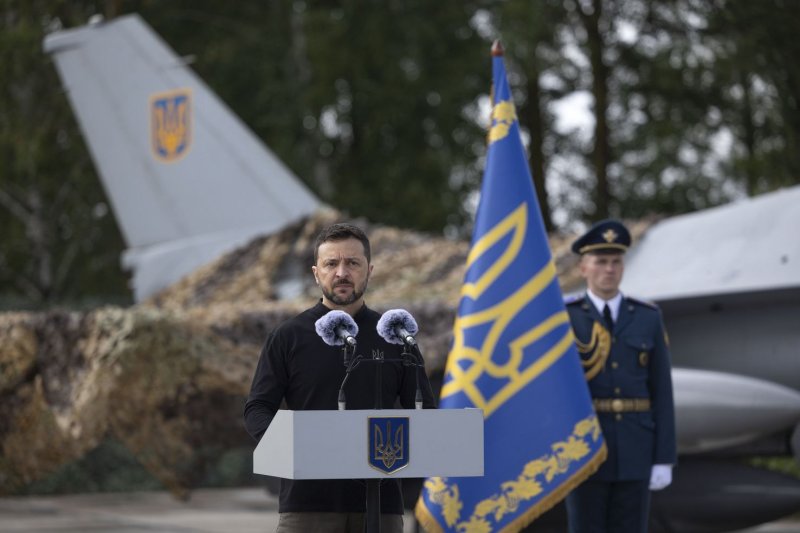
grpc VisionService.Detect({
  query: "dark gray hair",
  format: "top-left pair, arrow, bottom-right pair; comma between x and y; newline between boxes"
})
313,223 -> 371,264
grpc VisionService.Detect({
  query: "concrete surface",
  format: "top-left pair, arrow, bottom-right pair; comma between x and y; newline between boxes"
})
0,488 -> 279,533
0,487 -> 796,532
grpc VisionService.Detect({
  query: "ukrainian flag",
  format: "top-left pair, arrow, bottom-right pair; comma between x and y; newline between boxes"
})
416,43 -> 606,533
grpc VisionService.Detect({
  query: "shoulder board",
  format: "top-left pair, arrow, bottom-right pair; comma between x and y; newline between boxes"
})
564,293 -> 584,306
626,295 -> 659,309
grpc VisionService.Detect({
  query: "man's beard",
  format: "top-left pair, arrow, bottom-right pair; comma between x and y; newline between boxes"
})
322,278 -> 369,306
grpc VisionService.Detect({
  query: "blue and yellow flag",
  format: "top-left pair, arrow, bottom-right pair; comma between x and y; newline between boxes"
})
416,44 -> 606,533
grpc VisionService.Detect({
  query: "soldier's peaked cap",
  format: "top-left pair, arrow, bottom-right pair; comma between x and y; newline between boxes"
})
571,219 -> 631,255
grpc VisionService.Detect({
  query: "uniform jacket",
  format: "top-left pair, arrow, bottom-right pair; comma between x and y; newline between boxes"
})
567,294 -> 677,481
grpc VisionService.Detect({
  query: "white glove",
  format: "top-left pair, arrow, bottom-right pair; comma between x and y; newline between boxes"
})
649,464 -> 672,491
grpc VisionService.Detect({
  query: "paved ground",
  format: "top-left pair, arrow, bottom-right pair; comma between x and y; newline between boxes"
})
0,488 -> 280,533
0,487 -> 797,533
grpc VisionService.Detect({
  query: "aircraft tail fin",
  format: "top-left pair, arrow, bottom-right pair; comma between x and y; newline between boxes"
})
43,14 -> 320,300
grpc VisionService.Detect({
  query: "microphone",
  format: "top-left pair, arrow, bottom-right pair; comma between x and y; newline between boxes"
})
378,309 -> 425,409
376,309 -> 419,346
315,310 -> 358,347
315,310 -> 359,410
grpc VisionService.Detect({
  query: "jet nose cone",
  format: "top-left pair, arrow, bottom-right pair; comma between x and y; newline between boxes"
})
673,368 -> 800,454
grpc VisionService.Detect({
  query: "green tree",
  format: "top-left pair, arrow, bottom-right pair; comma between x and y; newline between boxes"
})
486,0 -> 569,232
0,1 -> 129,307
605,0 -> 800,218
706,0 -> 800,196
607,0 -> 734,218
134,1 -> 491,234
5,1 -> 800,306
297,1 -> 490,232
536,0 -> 800,222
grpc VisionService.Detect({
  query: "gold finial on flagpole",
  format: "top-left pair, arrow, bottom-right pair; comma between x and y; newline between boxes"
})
491,40 -> 504,57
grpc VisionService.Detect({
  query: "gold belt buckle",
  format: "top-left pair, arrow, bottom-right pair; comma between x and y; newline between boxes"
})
611,399 -> 624,413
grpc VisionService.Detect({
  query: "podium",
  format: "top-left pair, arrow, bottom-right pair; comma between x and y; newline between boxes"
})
254,408 -> 484,479
254,408 -> 482,532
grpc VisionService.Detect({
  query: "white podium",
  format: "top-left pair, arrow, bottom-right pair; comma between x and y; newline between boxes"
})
254,408 -> 484,479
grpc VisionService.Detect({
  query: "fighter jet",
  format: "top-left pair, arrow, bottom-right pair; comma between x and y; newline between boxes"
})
44,14 -> 800,531
623,186 -> 800,455
624,186 -> 800,387
620,188 -> 800,531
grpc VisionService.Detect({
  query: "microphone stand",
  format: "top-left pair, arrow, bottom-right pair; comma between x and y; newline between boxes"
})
338,344 -> 359,410
333,345 -> 380,532
365,347 -> 385,533
346,344 -> 425,533
401,343 -> 424,409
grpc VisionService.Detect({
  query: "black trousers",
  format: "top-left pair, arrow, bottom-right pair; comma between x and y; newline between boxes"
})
565,479 -> 650,533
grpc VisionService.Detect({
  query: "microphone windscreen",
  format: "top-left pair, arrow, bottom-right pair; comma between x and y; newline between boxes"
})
315,310 -> 358,346
376,309 -> 418,344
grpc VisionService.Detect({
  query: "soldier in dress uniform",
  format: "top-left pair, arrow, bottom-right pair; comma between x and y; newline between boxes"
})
564,219 -> 677,533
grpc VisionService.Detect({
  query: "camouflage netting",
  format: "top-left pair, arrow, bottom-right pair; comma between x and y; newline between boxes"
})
0,209 -> 657,497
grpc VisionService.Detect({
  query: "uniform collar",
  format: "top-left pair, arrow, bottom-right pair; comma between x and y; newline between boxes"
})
586,290 -> 623,322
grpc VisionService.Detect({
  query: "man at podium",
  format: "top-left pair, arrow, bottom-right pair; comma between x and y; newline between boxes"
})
244,223 -> 437,533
